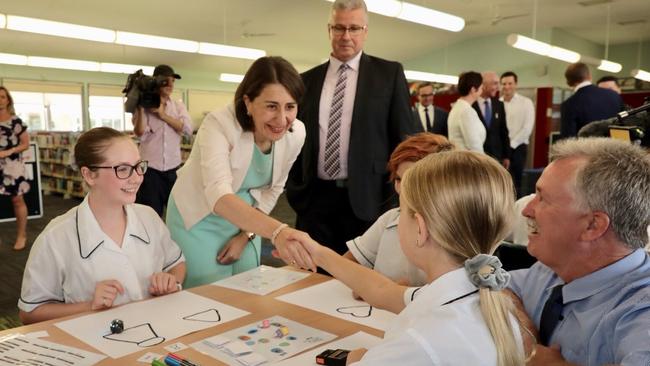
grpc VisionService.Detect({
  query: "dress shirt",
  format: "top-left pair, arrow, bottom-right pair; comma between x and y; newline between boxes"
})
477,96 -> 491,120
171,103 -> 305,229
509,249 -> 650,365
19,196 -> 185,312
573,80 -> 591,92
447,98 -> 486,152
351,268 -> 523,365
138,96 -> 193,171
317,52 -> 361,180
346,208 -> 427,286
502,93 -> 535,149
418,104 -> 433,132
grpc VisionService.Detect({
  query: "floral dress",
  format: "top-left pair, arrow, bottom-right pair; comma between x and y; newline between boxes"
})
0,116 -> 30,196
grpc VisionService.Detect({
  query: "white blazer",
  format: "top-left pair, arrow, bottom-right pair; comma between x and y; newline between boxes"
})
171,103 -> 306,230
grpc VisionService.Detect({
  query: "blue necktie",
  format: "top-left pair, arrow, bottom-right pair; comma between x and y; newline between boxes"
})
484,100 -> 492,128
539,284 -> 564,346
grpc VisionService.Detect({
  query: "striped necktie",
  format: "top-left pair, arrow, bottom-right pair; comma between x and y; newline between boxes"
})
324,63 -> 348,179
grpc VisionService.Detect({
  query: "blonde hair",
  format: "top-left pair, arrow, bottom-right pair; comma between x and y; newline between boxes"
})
401,151 -> 523,366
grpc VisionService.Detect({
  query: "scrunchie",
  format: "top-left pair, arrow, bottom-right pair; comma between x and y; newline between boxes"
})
464,254 -> 510,291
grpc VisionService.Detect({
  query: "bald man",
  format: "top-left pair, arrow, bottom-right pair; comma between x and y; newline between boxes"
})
472,71 -> 510,168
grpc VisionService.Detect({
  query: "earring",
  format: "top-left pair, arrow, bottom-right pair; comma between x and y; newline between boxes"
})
415,236 -> 424,248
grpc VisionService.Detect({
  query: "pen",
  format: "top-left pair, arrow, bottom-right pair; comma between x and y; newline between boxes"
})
151,360 -> 166,366
163,355 -> 181,366
168,353 -> 200,366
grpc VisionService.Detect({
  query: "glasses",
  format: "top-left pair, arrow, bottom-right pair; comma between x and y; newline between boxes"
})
89,160 -> 148,179
328,24 -> 367,36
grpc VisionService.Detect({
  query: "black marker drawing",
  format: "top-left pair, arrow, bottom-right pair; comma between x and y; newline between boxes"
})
102,323 -> 165,347
336,305 -> 373,318
182,308 -> 222,322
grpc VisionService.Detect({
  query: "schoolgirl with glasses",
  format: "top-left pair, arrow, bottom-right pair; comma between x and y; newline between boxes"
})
19,127 -> 186,324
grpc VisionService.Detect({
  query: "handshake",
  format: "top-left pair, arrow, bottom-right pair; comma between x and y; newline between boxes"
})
270,226 -> 325,273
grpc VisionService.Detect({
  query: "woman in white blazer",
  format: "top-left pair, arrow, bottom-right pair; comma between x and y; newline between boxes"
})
167,57 -> 314,288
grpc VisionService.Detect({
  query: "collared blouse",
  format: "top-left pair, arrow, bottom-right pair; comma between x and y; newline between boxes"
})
19,196 -> 184,312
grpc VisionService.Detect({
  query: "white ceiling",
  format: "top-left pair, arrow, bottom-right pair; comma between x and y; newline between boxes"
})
1,0 -> 649,77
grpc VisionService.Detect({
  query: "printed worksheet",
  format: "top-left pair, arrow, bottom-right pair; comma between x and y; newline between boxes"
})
191,316 -> 336,365
212,265 -> 310,295
0,334 -> 106,365
56,291 -> 249,359
276,279 -> 396,330
272,331 -> 383,365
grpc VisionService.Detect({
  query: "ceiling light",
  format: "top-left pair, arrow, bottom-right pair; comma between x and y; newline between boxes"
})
0,51 -> 155,74
404,70 -> 458,84
507,34 -> 581,63
326,0 -> 464,32
0,53 -> 28,66
100,63 -> 154,75
0,14 -> 6,28
199,43 -> 265,60
220,73 -> 245,83
115,31 -> 199,53
7,15 -> 115,43
28,56 -> 100,72
631,69 -> 650,82
597,60 -> 622,73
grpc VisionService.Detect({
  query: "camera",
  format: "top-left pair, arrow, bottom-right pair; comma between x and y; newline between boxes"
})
122,69 -> 169,113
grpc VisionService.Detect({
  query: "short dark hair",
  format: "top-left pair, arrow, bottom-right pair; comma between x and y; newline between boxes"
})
457,71 -> 483,96
75,127 -> 129,168
596,75 -> 619,86
565,62 -> 591,87
234,56 -> 305,132
417,82 -> 434,93
500,71 -> 518,83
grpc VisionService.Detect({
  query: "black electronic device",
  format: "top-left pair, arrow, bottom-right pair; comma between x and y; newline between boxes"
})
109,319 -> 124,334
316,349 -> 350,366
122,69 -> 169,113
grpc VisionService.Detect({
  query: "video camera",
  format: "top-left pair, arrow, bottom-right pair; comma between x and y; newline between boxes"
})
578,97 -> 650,147
122,69 -> 169,113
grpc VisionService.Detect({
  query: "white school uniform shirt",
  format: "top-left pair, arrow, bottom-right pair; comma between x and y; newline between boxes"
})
346,208 -> 427,286
502,93 -> 535,149
447,98 -> 486,153
19,196 -> 185,312
351,268 -> 523,366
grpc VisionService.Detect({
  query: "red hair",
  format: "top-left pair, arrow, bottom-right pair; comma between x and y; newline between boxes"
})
387,132 -> 454,182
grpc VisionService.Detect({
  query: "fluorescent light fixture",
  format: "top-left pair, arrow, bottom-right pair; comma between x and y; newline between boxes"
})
0,14 -> 6,28
326,0 -> 464,32
220,73 -> 245,83
7,15 -> 115,43
598,59 -> 622,73
0,51 -> 155,74
631,69 -> 650,82
199,43 -> 265,60
507,34 -> 581,63
404,70 -> 459,84
100,63 -> 154,75
548,46 -> 581,63
28,56 -> 100,72
0,52 -> 28,65
115,31 -> 199,53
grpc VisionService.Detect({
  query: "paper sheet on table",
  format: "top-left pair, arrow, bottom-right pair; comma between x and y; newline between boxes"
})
0,334 -> 105,365
276,279 -> 396,331
56,291 -> 249,359
272,331 -> 383,365
212,265 -> 310,295
191,315 -> 336,365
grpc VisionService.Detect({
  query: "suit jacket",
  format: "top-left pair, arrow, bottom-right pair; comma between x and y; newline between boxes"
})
286,53 -> 415,222
472,98 -> 510,160
411,105 -> 449,137
560,84 -> 623,139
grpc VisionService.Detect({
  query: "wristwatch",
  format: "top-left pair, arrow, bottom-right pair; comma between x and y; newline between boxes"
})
246,232 -> 256,241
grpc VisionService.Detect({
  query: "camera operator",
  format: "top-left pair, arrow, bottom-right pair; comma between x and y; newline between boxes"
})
132,64 -> 192,216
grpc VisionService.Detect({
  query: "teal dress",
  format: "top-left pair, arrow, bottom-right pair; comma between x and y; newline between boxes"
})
167,144 -> 273,288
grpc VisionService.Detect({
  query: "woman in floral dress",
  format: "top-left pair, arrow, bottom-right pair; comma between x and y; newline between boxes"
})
0,86 -> 31,250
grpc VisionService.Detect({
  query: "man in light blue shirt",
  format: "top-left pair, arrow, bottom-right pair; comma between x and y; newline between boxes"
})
509,137 -> 650,365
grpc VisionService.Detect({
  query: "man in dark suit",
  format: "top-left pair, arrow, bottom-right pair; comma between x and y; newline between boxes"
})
560,62 -> 623,139
411,82 -> 448,136
286,0 -> 414,254
472,71 -> 510,168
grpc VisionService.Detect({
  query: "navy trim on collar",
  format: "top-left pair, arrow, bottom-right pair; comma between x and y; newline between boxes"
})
76,208 -> 104,259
